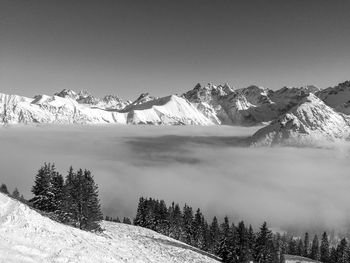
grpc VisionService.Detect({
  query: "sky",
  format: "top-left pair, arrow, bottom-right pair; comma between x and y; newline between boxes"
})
2,125 -> 350,234
1,0 -> 350,100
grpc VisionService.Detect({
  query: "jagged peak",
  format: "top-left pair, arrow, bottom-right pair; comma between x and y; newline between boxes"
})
131,92 -> 158,105
54,89 -> 78,99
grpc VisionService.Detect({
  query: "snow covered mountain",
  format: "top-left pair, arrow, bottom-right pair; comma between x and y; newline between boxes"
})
183,83 -> 319,126
2,81 -> 350,146
0,193 -> 219,263
316,81 -> 350,115
0,91 -> 212,125
251,93 -> 350,146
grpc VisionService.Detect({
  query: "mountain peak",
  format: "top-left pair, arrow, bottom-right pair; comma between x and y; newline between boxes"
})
131,92 -> 158,105
251,93 -> 350,146
54,89 -> 79,99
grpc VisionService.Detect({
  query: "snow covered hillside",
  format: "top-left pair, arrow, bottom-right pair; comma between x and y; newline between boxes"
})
0,193 -> 220,263
251,94 -> 350,146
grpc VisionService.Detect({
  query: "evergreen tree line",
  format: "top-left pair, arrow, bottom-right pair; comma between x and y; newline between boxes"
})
287,232 -> 350,263
29,163 -> 103,231
133,197 -> 350,263
105,215 -> 132,225
0,182 -> 26,202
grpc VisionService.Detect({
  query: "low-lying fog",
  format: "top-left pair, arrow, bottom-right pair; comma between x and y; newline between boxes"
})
1,125 -> 350,234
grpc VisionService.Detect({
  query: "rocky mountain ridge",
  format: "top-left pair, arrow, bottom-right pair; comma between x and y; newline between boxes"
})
1,80 -> 350,145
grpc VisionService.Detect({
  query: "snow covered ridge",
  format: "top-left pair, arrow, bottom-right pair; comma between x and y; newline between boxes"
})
182,83 -> 320,126
316,80 -> 350,115
250,94 -> 350,146
0,193 -> 220,263
0,91 -> 213,125
2,81 -> 350,145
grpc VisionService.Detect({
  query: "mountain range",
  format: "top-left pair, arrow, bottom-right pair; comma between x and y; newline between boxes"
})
1,80 -> 350,146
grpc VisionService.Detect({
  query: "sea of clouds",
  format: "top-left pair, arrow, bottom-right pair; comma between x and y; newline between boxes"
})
1,124 -> 350,234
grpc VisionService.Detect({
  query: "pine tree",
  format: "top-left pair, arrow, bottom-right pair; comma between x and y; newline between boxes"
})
297,239 -> 304,256
303,232 -> 310,257
182,204 -> 194,245
168,203 -> 182,240
247,225 -> 256,261
288,238 -> 297,255
329,247 -> 337,263
12,187 -> 20,199
227,223 -> 238,263
155,200 -> 169,235
320,232 -> 330,263
64,168 -> 103,231
62,166 -> 77,223
30,163 -> 55,212
51,171 -> 64,214
310,235 -> 319,260
253,222 -> 274,263
209,216 -> 220,254
217,216 -> 231,262
201,218 -> 210,251
81,169 -> 103,230
192,208 -> 205,248
144,198 -> 156,230
233,221 -> 251,263
336,238 -> 348,263
0,183 -> 9,194
134,197 -> 146,226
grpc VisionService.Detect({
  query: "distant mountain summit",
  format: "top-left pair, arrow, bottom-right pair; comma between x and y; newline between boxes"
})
54,89 -> 129,109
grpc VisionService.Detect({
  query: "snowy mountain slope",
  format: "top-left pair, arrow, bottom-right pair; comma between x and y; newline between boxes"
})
316,81 -> 350,114
121,95 -> 213,125
181,83 -> 233,124
0,91 -> 212,125
183,83 -> 318,126
251,94 -> 350,146
0,193 -> 220,263
0,92 -> 129,124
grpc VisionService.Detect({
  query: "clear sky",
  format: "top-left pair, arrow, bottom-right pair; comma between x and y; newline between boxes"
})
1,0 -> 350,100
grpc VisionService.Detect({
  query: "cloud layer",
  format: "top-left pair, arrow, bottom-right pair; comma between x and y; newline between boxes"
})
1,125 -> 350,234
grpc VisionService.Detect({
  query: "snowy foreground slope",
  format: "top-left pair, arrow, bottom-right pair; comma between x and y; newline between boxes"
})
0,193 -> 220,263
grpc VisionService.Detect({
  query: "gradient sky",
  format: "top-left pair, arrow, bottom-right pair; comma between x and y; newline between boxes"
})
1,0 -> 350,100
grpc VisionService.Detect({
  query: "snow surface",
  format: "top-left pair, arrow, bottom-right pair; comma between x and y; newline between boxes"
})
0,193 -> 220,263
